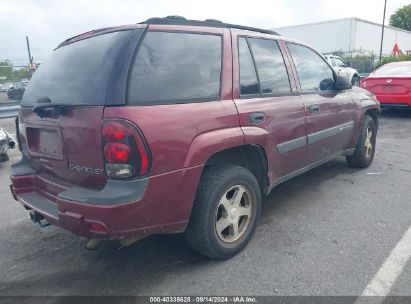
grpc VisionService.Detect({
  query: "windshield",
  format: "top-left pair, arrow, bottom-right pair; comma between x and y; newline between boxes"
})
22,30 -> 130,107
374,63 -> 411,76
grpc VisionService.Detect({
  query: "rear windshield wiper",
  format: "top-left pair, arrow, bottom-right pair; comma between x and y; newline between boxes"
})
33,97 -> 82,117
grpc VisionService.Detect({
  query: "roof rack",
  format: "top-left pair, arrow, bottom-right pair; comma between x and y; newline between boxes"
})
56,26 -> 115,49
141,16 -> 280,36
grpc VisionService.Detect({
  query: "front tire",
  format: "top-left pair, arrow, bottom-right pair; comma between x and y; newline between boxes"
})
185,164 -> 261,259
346,115 -> 377,168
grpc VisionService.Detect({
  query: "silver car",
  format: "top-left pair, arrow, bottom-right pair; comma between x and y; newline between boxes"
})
323,55 -> 360,87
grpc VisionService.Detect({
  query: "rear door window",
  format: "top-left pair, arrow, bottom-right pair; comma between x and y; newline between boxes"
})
128,32 -> 222,105
247,38 -> 291,94
238,37 -> 260,96
287,43 -> 334,92
22,30 -> 132,107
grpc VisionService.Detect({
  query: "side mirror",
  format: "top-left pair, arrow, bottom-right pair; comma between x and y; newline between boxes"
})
320,78 -> 334,91
335,74 -> 352,90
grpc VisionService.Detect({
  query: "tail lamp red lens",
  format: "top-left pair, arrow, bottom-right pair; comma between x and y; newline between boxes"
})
104,143 -> 130,163
87,222 -> 107,234
102,121 -> 131,141
102,120 -> 150,179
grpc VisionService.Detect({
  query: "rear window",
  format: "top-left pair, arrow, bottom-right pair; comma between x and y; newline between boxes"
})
22,31 -> 131,107
247,38 -> 291,94
374,63 -> 411,76
127,32 -> 222,105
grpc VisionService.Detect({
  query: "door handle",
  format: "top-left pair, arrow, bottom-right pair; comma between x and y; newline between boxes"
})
308,105 -> 320,114
249,112 -> 265,123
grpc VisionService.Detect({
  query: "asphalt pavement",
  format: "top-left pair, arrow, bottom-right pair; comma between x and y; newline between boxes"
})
0,110 -> 410,297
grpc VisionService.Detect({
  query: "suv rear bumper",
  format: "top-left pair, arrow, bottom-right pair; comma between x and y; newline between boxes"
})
10,161 -> 203,240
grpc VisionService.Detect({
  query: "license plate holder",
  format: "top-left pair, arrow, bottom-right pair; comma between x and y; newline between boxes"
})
38,129 -> 62,158
382,85 -> 394,92
27,125 -> 63,159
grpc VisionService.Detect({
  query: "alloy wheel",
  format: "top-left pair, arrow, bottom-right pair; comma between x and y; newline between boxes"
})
365,126 -> 373,158
215,185 -> 253,243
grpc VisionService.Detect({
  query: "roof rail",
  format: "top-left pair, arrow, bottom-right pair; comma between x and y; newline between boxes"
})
141,16 -> 280,36
56,27 -> 113,49
165,15 -> 186,20
204,19 -> 223,23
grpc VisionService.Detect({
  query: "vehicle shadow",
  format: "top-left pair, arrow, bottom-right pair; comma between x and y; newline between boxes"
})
261,158 -> 353,216
380,108 -> 411,118
74,160 -> 353,292
93,159 -> 353,264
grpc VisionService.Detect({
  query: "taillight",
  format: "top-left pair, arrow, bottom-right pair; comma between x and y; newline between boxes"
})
104,143 -> 130,163
87,222 -> 107,234
102,120 -> 151,179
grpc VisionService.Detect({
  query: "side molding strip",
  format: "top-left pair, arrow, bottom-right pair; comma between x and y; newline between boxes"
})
307,121 -> 354,145
276,136 -> 307,153
276,121 -> 355,154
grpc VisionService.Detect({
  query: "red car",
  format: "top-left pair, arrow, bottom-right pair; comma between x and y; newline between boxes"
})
361,61 -> 411,108
10,16 -> 380,259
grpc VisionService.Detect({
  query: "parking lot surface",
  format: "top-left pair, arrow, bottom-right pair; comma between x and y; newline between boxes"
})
0,110 -> 410,296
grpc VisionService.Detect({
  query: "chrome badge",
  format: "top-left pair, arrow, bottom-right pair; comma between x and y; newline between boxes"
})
69,164 -> 104,175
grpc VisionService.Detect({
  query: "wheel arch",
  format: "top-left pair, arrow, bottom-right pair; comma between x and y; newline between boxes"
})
204,144 -> 269,196
351,73 -> 360,86
365,108 -> 379,130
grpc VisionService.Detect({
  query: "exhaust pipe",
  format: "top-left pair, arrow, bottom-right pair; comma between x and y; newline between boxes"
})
29,211 -> 43,223
29,211 -> 50,227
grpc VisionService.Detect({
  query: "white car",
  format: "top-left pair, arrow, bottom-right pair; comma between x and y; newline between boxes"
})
0,127 -> 15,163
323,55 -> 360,87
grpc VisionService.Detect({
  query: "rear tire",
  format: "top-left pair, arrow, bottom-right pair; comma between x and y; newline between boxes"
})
352,76 -> 360,87
346,115 -> 377,168
185,164 -> 261,259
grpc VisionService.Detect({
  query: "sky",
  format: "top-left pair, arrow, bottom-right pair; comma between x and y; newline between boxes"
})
0,0 -> 410,66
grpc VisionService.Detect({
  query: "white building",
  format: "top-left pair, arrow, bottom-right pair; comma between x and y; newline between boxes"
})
273,17 -> 411,56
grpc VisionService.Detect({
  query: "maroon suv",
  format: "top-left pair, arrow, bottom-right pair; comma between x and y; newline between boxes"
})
10,17 -> 380,259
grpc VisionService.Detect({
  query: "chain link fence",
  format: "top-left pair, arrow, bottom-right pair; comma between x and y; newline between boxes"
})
347,59 -> 377,74
345,58 -> 377,76
328,50 -> 379,78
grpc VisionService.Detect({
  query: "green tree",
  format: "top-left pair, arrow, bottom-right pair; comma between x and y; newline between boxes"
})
389,4 -> 411,31
0,60 -> 30,83
0,60 -> 13,83
376,54 -> 411,69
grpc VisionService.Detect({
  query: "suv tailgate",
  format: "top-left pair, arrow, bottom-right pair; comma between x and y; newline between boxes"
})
16,29 -> 138,190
